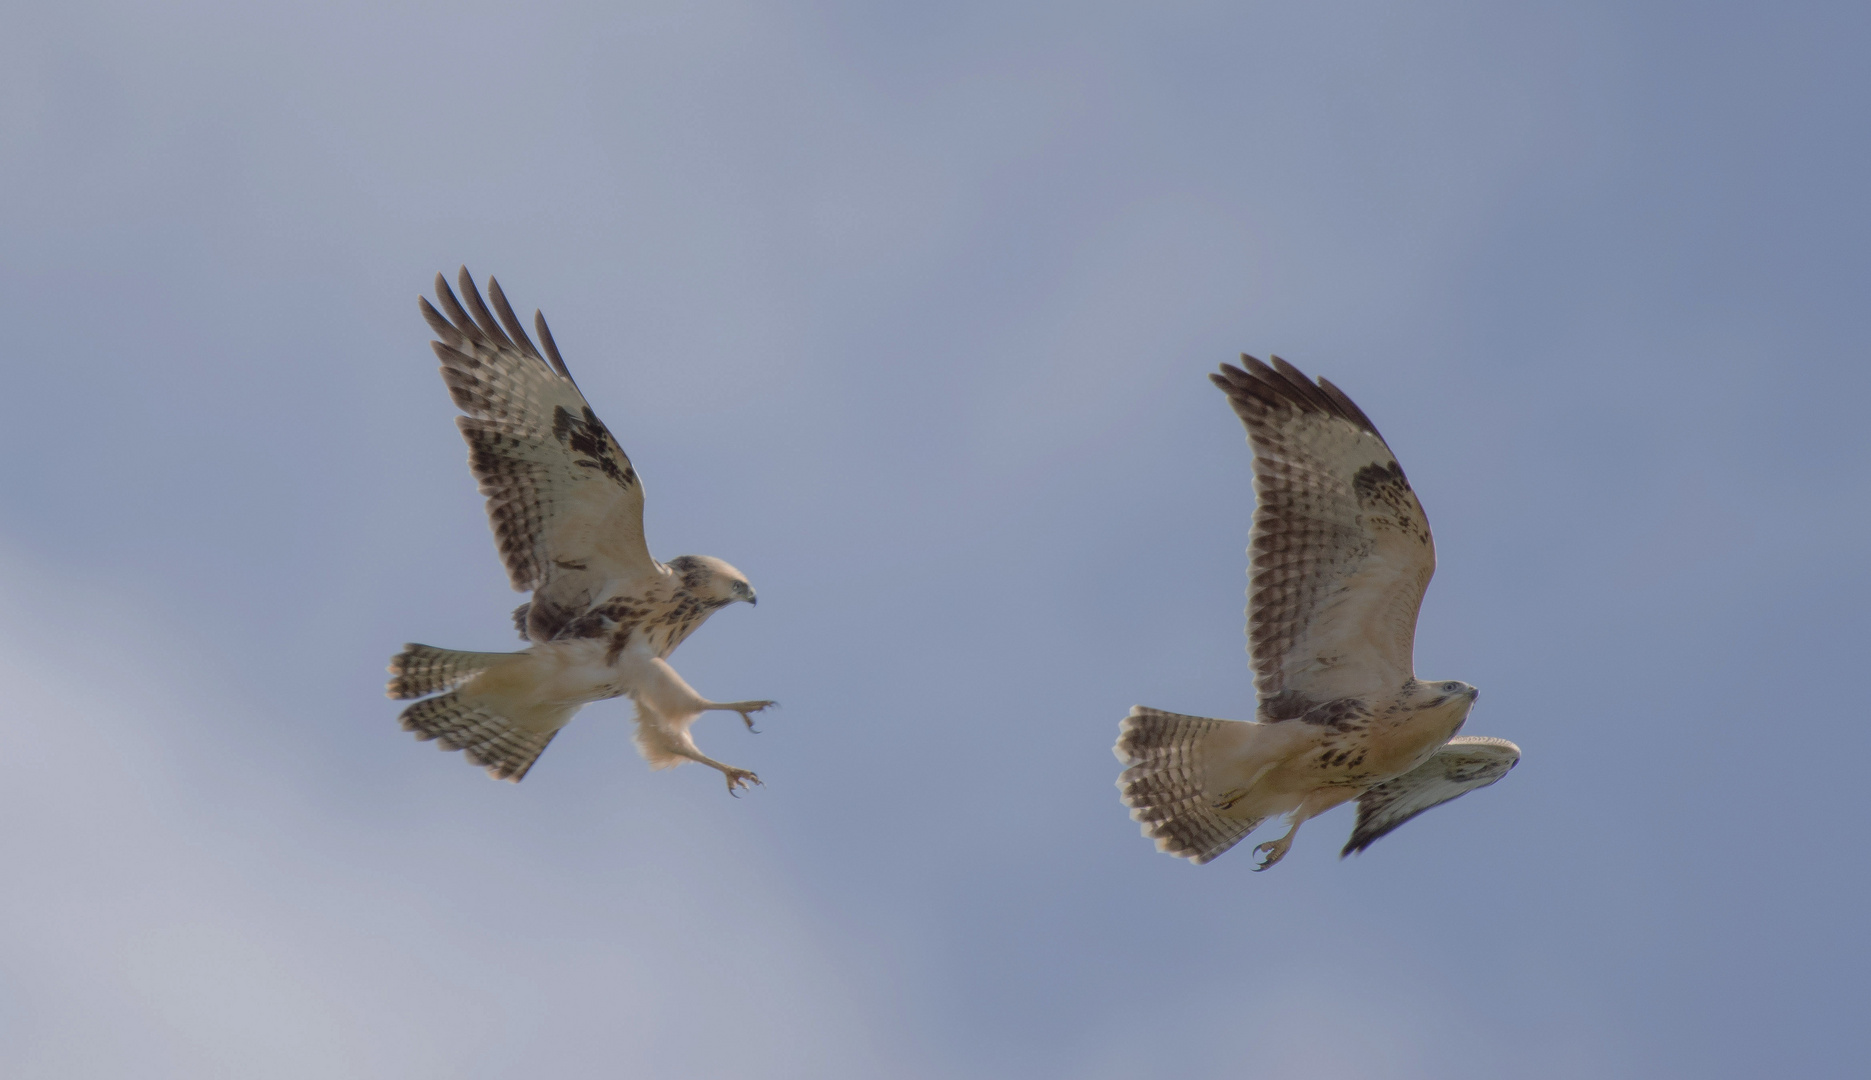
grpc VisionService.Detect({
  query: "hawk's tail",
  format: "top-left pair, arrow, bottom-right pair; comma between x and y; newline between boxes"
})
397,690 -> 561,782
386,643 -> 514,700
1114,706 -> 1262,864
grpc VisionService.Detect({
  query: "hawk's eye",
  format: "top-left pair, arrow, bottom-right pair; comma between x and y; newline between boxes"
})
1442,682 -> 1461,691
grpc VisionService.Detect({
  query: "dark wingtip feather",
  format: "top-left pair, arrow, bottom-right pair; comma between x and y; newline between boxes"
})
1341,820 -> 1384,858
485,276 -> 545,364
418,296 -> 458,341
1210,353 -> 1382,439
1340,802 -> 1435,857
1236,353 -> 1277,379
534,310 -> 576,384
431,273 -> 473,332
1315,376 -> 1382,438
1211,357 -> 1283,412
455,267 -> 514,347
1267,355 -> 1338,414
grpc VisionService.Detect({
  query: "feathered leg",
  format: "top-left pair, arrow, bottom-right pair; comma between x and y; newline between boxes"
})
617,652 -> 770,793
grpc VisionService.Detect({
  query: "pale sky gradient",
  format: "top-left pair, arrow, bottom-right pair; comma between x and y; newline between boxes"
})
3,2 -> 1868,1077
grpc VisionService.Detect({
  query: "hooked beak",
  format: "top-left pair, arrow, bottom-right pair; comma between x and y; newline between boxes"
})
746,592 -> 757,606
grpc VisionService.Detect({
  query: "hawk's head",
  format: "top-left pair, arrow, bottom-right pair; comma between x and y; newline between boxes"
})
1406,678 -> 1478,720
668,555 -> 758,607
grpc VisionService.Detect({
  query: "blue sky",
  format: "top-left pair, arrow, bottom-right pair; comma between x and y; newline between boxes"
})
3,1 -> 1868,1077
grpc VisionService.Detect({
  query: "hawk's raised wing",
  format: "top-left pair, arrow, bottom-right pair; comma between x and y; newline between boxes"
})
1341,736 -> 1520,856
1211,356 -> 1436,707
423,269 -> 657,638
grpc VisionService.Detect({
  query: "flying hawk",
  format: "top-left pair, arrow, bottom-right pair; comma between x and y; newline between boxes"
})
1114,356 -> 1519,868
386,269 -> 774,791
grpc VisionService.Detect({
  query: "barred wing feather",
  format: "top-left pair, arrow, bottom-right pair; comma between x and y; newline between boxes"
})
1211,356 -> 1437,705
422,268 -> 657,637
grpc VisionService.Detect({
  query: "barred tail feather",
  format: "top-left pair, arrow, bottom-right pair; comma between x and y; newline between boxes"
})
1114,706 -> 1262,864
398,691 -> 559,782
386,644 -> 515,700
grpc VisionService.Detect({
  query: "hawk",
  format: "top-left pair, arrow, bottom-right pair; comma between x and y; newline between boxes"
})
386,268 -> 774,791
1114,356 -> 1519,868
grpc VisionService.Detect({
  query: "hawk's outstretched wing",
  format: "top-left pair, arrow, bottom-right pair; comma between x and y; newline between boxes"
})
1211,356 -> 1436,706
1341,736 -> 1520,856
423,268 -> 657,637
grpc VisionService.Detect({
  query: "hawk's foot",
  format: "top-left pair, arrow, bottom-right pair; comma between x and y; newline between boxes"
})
723,767 -> 763,796
1252,835 -> 1294,872
716,699 -> 777,732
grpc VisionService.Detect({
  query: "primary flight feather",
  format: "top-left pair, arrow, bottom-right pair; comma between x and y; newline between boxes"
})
386,268 -> 773,791
1114,356 -> 1519,868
